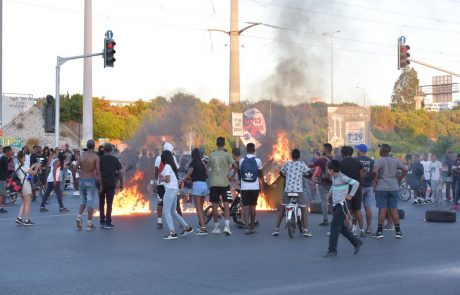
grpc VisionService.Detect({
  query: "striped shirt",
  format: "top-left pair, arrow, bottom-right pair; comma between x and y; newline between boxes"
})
329,172 -> 359,205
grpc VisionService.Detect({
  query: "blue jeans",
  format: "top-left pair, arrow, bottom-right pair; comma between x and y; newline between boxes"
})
375,190 -> 399,209
60,169 -> 68,192
318,185 -> 330,220
79,179 -> 97,208
163,187 -> 188,231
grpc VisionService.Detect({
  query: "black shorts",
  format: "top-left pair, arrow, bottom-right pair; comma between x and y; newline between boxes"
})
157,185 -> 165,207
241,190 -> 259,206
210,186 -> 232,203
347,187 -> 362,210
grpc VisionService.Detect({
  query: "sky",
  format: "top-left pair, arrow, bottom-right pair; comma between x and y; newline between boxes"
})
3,0 -> 460,106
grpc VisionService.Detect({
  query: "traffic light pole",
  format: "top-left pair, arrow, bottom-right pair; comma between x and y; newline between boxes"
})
408,57 -> 460,78
55,52 -> 102,147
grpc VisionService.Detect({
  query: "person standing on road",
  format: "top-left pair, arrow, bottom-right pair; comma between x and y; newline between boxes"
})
71,149 -> 81,196
76,140 -> 102,231
355,144 -> 375,235
60,143 -> 73,192
420,153 -> 432,203
239,143 -> 263,234
0,146 -> 13,213
313,143 -> 334,226
40,152 -> 70,213
451,154 -> 460,211
372,144 -> 408,239
179,148 -> 208,235
15,151 -> 40,225
323,160 -> 363,257
429,154 -> 443,206
408,154 -> 425,205
272,148 -> 312,237
99,143 -> 124,229
208,137 -> 235,235
161,150 -> 193,240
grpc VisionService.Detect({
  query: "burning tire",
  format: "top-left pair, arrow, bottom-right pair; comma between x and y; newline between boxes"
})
425,210 -> 456,223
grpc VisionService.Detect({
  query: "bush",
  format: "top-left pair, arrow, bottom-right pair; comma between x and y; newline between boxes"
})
26,137 -> 40,147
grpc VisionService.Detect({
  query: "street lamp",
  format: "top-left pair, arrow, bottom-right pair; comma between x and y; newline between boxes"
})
323,30 -> 341,105
355,86 -> 366,107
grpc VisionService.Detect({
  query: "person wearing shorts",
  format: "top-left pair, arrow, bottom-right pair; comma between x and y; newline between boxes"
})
272,149 -> 312,237
180,148 -> 208,235
239,143 -> 263,234
208,137 -> 235,235
372,144 -> 408,239
355,144 -> 375,235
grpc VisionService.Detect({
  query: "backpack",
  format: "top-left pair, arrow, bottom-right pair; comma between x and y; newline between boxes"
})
320,156 -> 332,182
6,166 -> 27,193
240,156 -> 259,182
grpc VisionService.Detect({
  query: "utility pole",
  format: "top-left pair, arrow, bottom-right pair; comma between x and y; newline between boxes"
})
323,30 -> 340,105
83,0 -> 93,144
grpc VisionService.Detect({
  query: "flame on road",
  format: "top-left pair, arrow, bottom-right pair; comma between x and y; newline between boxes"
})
109,171 -> 151,216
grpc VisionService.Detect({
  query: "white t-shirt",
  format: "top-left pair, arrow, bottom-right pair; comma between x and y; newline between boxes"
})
154,155 -> 179,169
238,154 -> 263,190
47,159 -> 60,183
420,160 -> 431,180
429,160 -> 442,181
160,164 -> 179,190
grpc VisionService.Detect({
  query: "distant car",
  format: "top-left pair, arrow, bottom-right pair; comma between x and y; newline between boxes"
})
65,170 -> 72,188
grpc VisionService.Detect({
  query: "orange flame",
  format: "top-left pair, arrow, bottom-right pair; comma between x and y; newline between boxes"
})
109,171 -> 151,216
257,192 -> 275,211
269,132 -> 291,163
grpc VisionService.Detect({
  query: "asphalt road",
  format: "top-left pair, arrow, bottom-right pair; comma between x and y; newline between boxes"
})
0,190 -> 459,295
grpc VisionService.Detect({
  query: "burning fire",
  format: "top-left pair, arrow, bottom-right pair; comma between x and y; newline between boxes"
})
108,171 -> 151,216
257,192 -> 275,211
263,132 -> 291,186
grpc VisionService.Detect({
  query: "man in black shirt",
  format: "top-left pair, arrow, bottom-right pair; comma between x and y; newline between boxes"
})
0,146 -> 14,213
339,146 -> 365,237
408,154 -> 425,205
355,144 -> 374,235
99,143 -> 123,229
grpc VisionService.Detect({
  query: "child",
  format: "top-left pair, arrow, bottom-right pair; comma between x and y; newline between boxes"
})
323,160 -> 363,257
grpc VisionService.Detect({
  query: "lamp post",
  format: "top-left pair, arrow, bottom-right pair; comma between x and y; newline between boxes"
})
355,86 -> 366,107
323,30 -> 340,105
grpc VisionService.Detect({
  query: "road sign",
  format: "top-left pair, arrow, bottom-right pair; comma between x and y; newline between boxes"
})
105,30 -> 113,39
398,36 -> 406,45
232,112 -> 244,136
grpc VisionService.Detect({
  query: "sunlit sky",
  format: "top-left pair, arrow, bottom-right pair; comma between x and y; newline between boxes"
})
3,0 -> 460,106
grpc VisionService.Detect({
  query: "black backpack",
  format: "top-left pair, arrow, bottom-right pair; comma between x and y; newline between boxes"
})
240,157 -> 259,182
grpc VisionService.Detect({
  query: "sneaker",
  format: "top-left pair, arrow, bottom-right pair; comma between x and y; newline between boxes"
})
326,231 -> 331,236
195,227 -> 208,236
383,224 -> 395,231
395,231 -> 403,239
0,208 -> 7,213
76,217 -> 82,230
354,240 -> 363,255
60,207 -> 70,212
163,233 -> 178,240
73,191 -> 80,196
322,251 -> 337,258
250,228 -> 257,234
272,228 -> 280,236
303,228 -> 313,237
157,222 -> 163,230
372,231 -> 384,239
211,227 -> 221,234
223,225 -> 232,236
23,220 -> 35,226
86,223 -> 95,231
359,230 -> 367,238
104,223 -> 115,229
15,217 -> 24,225
180,226 -> 193,236
319,220 -> 329,226
244,228 -> 251,235
100,221 -> 106,228
352,225 -> 359,236
40,207 -> 48,212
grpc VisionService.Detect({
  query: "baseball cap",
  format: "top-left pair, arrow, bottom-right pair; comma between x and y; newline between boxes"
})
163,142 -> 174,152
355,144 -> 368,153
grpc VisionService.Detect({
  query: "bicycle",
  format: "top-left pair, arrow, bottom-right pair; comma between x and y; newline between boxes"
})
32,180 -> 46,202
204,191 -> 243,226
3,188 -> 18,205
285,192 -> 303,238
399,181 -> 411,202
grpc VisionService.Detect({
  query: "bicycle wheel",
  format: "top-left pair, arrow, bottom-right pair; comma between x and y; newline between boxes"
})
204,206 -> 214,225
4,192 -> 17,205
231,201 -> 244,225
296,208 -> 303,233
399,188 -> 411,202
287,213 -> 296,238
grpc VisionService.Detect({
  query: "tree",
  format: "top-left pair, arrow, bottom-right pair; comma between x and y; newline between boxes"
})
391,68 -> 419,111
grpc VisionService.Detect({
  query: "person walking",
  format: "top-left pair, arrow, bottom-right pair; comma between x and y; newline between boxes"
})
372,144 -> 408,239
0,146 -> 14,213
355,144 -> 375,235
180,148 -> 208,235
99,143 -> 124,229
40,152 -> 70,213
313,143 -> 334,226
161,150 -> 193,239
429,154 -> 443,206
15,151 -> 40,225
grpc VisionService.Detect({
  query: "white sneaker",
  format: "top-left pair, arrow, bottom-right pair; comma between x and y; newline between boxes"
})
223,225 -> 232,236
73,191 -> 80,196
352,225 -> 358,236
211,227 -> 221,234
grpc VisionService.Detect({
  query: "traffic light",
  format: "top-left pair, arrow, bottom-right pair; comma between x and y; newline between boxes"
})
398,44 -> 410,70
104,38 -> 116,68
44,95 -> 55,133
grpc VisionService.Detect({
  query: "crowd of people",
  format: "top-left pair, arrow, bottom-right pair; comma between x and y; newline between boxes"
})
1,136 -> 457,257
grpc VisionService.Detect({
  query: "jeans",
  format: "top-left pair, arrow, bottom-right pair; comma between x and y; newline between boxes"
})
328,203 -> 360,252
60,169 -> 68,192
453,180 -> 460,204
79,179 -> 97,208
99,187 -> 115,224
318,185 -> 330,220
163,187 -> 188,231
41,182 -> 64,208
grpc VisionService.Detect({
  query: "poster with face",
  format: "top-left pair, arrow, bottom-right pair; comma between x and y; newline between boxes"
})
240,108 -> 266,149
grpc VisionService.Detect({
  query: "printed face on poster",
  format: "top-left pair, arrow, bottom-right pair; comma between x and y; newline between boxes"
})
240,108 -> 266,149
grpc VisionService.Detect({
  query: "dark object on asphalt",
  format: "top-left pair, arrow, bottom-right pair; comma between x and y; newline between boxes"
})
309,202 -> 333,214
425,210 -> 456,223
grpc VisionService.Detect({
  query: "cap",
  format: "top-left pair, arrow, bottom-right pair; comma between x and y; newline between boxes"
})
163,142 -> 174,152
355,144 -> 368,153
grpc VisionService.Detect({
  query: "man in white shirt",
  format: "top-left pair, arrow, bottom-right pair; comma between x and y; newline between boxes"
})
238,143 -> 263,234
429,154 -> 443,205
420,153 -> 432,203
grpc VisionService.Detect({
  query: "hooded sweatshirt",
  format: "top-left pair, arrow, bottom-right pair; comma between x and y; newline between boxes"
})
330,172 -> 359,205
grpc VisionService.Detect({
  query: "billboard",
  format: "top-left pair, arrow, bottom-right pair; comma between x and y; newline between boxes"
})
1,94 -> 35,127
231,112 -> 244,136
240,108 -> 266,149
327,107 -> 370,148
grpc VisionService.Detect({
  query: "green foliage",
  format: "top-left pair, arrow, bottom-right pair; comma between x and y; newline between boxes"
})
391,68 -> 419,111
